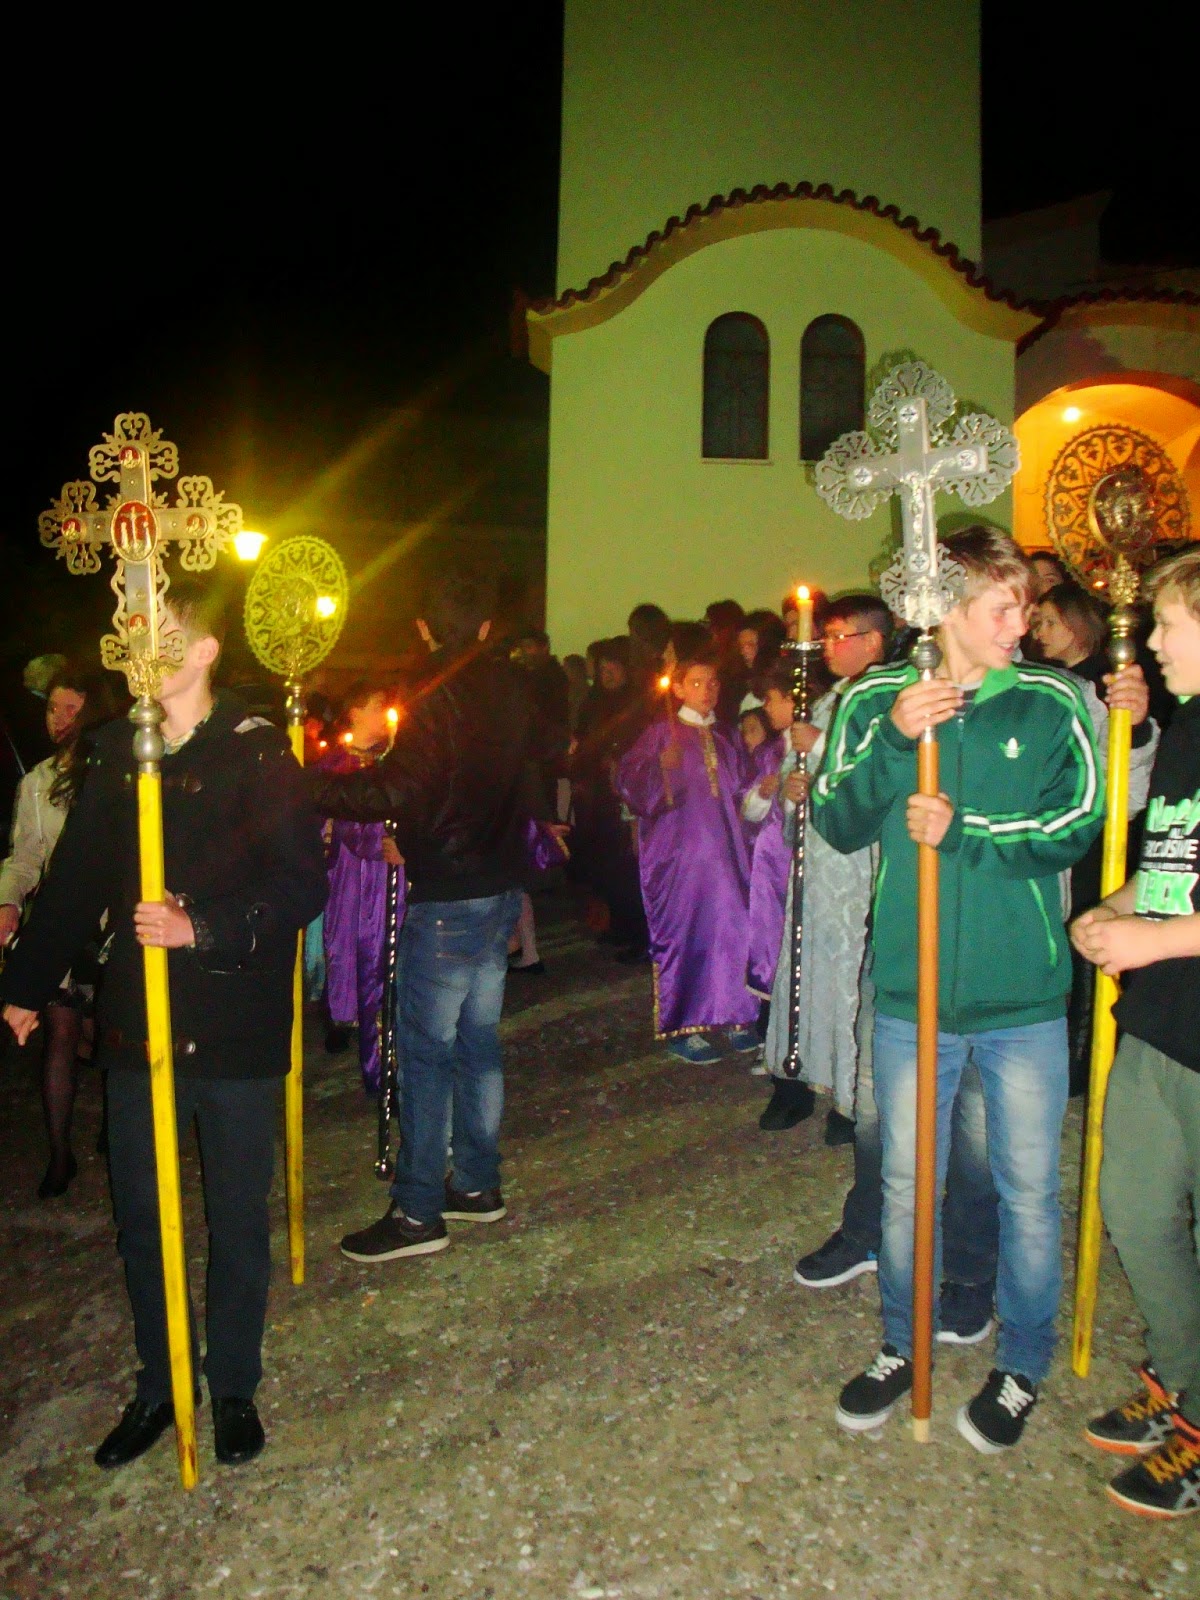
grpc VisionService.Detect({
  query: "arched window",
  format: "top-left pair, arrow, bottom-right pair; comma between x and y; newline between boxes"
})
800,315 -> 865,461
702,313 -> 769,460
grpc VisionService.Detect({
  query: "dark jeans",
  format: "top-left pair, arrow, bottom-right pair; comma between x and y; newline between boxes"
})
391,891 -> 522,1224
108,1071 -> 278,1407
840,977 -> 999,1288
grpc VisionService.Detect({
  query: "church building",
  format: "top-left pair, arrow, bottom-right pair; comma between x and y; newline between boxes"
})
521,0 -> 1198,651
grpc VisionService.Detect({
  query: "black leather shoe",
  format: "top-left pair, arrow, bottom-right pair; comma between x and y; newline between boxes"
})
94,1398 -> 174,1469
213,1397 -> 265,1465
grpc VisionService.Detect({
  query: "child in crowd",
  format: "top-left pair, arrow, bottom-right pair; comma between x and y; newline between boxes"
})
616,643 -> 759,1063
738,704 -> 773,756
1072,547 -> 1200,1520
319,680 -> 403,1094
813,528 -> 1104,1453
740,668 -> 807,1113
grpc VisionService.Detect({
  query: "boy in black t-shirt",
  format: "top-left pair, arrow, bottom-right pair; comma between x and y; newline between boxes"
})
1072,548 -> 1200,1520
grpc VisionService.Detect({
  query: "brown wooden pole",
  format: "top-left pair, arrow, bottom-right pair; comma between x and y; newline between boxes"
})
911,640 -> 942,1443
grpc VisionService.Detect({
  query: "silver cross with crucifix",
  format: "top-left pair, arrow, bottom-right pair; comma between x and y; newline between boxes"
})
38,413 -> 243,701
814,361 -> 1019,634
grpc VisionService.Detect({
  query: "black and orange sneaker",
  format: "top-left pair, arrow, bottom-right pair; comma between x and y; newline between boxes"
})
1085,1364 -> 1181,1457
1106,1410 -> 1200,1520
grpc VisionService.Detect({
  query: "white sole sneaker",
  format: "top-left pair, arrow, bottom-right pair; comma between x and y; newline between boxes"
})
835,1400 -> 899,1434
936,1316 -> 996,1347
793,1256 -> 878,1289
956,1403 -> 1007,1455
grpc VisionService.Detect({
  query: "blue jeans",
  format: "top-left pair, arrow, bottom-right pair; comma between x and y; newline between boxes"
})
843,977 -> 998,1286
874,1013 -> 1068,1383
391,892 -> 521,1224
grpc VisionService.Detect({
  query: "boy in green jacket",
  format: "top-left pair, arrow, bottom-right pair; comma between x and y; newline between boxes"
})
1072,547 -> 1200,1519
812,526 -> 1103,1451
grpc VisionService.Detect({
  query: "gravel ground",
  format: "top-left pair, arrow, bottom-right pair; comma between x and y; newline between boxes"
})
0,891 -> 1193,1599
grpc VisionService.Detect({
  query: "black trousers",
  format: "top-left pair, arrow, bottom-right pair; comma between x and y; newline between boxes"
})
107,1071 -> 279,1407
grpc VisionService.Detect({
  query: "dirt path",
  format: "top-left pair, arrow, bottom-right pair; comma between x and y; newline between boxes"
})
0,896 -> 1192,1598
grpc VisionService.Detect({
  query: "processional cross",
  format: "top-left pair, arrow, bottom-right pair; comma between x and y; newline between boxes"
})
40,414 -> 243,1491
815,362 -> 1018,1441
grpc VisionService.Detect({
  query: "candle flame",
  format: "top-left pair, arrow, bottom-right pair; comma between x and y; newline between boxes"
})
658,674 -> 671,691
796,585 -> 810,602
386,706 -> 399,726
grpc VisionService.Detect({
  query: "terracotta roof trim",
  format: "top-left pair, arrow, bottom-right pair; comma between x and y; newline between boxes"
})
530,181 -> 1200,324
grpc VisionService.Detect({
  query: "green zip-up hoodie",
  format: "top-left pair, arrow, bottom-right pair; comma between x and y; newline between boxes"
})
811,661 -> 1104,1034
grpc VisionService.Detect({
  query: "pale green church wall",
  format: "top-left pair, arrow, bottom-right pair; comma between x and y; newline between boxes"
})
558,0 -> 982,295
545,228 -> 1014,654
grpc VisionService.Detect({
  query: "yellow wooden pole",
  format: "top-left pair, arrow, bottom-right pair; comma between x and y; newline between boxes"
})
285,688 -> 305,1285
133,699 -> 197,1490
1071,702 -> 1132,1376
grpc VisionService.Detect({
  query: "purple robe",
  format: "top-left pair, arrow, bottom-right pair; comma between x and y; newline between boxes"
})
319,746 -> 405,1093
616,715 -> 758,1037
745,733 -> 791,999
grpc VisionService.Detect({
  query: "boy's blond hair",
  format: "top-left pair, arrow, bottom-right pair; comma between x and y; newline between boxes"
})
939,525 -> 1033,605
1142,547 -> 1200,622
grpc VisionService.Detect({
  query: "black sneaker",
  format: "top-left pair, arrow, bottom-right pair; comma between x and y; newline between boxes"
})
957,1370 -> 1038,1453
340,1206 -> 449,1262
794,1229 -> 877,1288
936,1280 -> 996,1346
442,1184 -> 507,1223
1085,1364 -> 1182,1457
836,1346 -> 913,1432
1106,1415 -> 1200,1519
758,1078 -> 816,1131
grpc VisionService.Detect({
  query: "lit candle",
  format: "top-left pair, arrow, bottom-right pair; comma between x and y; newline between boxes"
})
796,585 -> 814,644
658,673 -> 671,692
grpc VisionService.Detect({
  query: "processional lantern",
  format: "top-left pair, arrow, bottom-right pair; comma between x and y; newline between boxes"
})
1045,425 -> 1192,1377
244,535 -> 348,1285
815,362 -> 1018,1441
39,413 -> 246,1492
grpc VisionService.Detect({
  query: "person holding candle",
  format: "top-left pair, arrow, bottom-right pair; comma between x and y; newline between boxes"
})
615,640 -> 759,1063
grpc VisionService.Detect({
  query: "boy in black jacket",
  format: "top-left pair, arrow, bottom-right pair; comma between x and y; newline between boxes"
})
1072,548 -> 1200,1520
309,572 -> 537,1263
1,581 -> 327,1471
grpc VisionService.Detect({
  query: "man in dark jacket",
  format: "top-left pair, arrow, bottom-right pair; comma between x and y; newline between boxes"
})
310,572 -> 535,1263
1,581 -> 327,1471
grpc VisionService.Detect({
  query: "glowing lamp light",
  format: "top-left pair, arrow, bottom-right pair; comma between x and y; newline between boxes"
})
318,739 -> 327,750
1062,406 -> 1083,424
234,529 -> 267,562
657,673 -> 671,692
315,594 -> 337,619
386,707 -> 399,728
341,731 -> 353,746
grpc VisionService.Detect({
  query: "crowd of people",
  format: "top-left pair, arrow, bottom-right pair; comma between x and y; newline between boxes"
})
0,534 -> 1197,1525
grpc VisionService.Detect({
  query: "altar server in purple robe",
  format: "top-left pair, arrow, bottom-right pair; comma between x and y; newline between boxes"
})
741,670 -> 800,1004
320,683 -> 404,1094
615,644 -> 759,1064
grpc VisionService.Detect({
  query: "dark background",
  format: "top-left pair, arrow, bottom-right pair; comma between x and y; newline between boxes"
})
1,2 -> 1194,679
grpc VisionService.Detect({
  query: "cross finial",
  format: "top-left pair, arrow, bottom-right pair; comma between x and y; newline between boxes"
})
814,361 -> 1019,631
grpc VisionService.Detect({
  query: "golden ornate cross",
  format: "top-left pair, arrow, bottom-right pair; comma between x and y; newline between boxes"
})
38,412 -> 243,698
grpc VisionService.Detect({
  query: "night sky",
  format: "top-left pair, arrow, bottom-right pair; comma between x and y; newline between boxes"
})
2,3 -> 1192,667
